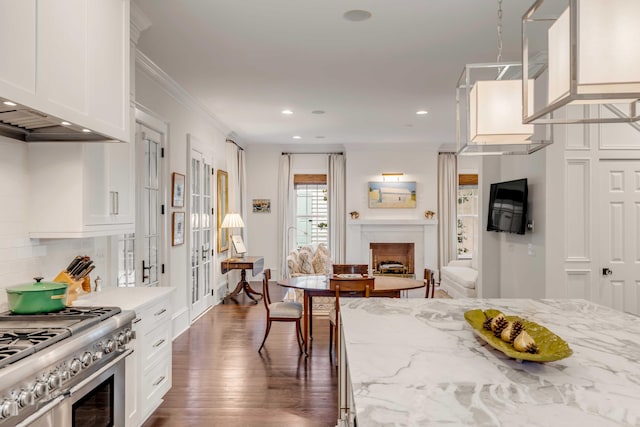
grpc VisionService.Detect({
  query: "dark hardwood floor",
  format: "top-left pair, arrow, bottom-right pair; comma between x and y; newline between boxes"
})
142,283 -> 338,427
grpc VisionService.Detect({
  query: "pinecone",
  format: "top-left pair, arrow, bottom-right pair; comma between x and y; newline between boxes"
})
509,321 -> 524,343
492,316 -> 509,337
482,316 -> 493,331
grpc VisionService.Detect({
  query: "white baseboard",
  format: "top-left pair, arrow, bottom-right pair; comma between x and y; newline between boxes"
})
172,306 -> 189,340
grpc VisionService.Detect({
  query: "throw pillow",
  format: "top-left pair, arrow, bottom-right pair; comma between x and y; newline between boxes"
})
312,249 -> 329,274
298,250 -> 315,274
287,255 -> 301,275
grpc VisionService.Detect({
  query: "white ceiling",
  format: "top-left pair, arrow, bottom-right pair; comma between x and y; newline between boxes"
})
134,0 -> 536,149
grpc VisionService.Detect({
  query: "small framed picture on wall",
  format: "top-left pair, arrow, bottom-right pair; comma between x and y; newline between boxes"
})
172,212 -> 185,246
172,173 -> 185,208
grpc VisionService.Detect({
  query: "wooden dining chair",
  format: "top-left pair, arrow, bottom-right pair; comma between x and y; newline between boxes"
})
332,264 -> 369,275
424,268 -> 435,298
328,277 -> 374,362
258,268 -> 305,354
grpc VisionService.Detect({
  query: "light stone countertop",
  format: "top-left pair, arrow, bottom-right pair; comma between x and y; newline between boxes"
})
339,298 -> 640,426
74,286 -> 175,311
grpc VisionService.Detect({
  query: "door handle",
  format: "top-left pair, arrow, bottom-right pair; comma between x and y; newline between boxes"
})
142,260 -> 154,281
602,268 -> 613,276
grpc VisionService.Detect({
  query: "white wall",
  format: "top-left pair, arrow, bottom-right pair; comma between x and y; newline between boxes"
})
135,58 -> 230,320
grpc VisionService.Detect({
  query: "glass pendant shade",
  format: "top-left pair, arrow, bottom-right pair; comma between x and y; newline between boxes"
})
457,62 -> 551,156
523,0 -> 640,125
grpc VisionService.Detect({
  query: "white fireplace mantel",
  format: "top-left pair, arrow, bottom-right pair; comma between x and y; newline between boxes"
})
346,219 -> 438,280
347,219 -> 437,226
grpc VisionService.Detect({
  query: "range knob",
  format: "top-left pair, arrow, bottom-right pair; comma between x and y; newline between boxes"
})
105,340 -> 116,354
17,390 -> 35,408
125,328 -> 135,342
70,358 -> 82,376
48,372 -> 62,390
0,399 -> 18,419
32,381 -> 48,399
93,351 -> 104,361
59,370 -> 70,383
117,332 -> 127,346
81,352 -> 93,368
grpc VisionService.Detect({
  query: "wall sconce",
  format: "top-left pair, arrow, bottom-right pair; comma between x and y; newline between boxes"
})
382,172 -> 403,182
523,0 -> 640,127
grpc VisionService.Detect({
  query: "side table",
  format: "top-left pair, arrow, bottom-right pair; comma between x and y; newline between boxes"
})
221,256 -> 264,303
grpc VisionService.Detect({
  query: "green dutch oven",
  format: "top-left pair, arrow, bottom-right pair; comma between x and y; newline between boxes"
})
6,277 -> 68,314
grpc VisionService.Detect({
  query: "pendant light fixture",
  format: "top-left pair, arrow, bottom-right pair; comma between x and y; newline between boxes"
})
522,0 -> 640,126
457,0 -> 551,155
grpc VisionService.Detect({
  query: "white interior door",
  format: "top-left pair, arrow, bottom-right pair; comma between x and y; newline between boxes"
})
189,144 -> 214,321
138,124 -> 163,287
599,159 -> 640,315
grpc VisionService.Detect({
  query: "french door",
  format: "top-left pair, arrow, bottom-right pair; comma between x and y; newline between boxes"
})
189,138 -> 214,320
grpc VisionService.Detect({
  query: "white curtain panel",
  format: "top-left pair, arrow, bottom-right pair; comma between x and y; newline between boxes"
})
237,148 -> 247,245
328,153 -> 346,263
278,154 -> 295,278
437,152 -> 458,273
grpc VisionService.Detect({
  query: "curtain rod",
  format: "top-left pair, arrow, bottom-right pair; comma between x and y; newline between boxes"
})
226,139 -> 244,151
281,152 -> 343,155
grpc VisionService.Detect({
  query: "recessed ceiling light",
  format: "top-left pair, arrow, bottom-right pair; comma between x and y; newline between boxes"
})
281,109 -> 293,115
405,124 -> 413,127
311,110 -> 325,115
82,129 -> 92,133
3,101 -> 17,106
292,135 -> 302,140
343,10 -> 372,22
416,110 -> 429,115
315,136 -> 326,139
61,121 -> 71,126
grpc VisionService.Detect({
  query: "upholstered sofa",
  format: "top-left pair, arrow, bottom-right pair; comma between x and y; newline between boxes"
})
286,243 -> 331,277
439,259 -> 478,298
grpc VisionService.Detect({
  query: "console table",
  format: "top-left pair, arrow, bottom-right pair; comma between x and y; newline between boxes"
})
221,256 -> 264,303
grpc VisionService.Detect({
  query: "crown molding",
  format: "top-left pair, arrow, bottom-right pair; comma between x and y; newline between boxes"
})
130,2 -> 151,45
135,50 -> 232,137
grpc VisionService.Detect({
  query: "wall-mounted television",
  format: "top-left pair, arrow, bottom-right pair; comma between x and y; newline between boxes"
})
487,178 -> 528,235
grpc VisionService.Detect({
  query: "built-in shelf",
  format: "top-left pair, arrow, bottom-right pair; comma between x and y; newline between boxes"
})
348,219 -> 437,226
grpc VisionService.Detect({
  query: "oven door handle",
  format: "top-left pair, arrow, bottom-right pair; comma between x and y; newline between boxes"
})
15,395 -> 65,427
64,349 -> 133,397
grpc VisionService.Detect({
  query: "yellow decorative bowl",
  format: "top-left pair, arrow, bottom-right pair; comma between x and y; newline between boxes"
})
464,308 -> 573,362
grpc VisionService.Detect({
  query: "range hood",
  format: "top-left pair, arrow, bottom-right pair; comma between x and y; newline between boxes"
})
0,98 -> 119,143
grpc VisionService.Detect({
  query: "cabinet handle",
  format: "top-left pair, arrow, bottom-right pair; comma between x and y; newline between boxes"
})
153,376 -> 166,387
114,191 -> 119,215
154,308 -> 167,316
109,191 -> 117,215
132,317 -> 142,324
153,338 -> 166,348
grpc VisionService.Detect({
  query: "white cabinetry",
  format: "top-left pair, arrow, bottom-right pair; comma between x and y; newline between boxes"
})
28,141 -> 135,238
0,0 -> 130,142
76,287 -> 175,427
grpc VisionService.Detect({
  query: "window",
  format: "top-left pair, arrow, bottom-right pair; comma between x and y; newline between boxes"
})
457,174 -> 478,259
294,174 -> 328,247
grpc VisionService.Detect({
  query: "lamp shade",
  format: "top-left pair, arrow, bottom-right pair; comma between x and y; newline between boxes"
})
523,0 -> 640,125
456,62 -> 551,156
469,79 -> 534,143
221,213 -> 245,228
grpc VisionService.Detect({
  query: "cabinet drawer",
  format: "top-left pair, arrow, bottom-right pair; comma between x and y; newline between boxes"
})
142,358 -> 171,418
136,299 -> 171,335
141,323 -> 172,368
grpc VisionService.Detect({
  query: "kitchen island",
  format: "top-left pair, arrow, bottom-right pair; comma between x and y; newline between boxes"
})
337,298 -> 640,426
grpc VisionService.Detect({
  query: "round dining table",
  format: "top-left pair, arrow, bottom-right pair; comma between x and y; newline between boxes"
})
277,274 -> 425,354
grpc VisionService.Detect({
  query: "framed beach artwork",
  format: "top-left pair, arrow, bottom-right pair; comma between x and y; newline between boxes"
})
368,181 -> 417,208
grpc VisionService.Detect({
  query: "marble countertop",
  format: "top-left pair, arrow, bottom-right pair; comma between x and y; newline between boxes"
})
339,298 -> 640,426
74,286 -> 175,311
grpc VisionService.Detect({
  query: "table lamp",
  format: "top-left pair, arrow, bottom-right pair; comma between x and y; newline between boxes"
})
221,213 -> 246,258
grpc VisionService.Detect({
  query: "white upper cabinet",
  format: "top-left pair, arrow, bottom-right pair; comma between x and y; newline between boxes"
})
0,0 -> 130,143
28,141 -> 135,238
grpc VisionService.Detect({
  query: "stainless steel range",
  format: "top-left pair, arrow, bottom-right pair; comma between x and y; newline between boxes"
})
0,307 -> 135,426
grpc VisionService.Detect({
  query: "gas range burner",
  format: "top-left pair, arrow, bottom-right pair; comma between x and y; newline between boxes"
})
0,328 -> 70,367
0,306 -> 121,321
